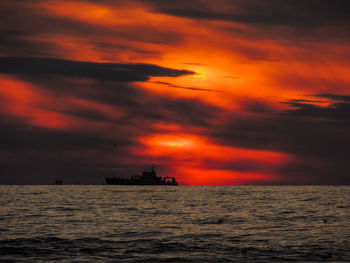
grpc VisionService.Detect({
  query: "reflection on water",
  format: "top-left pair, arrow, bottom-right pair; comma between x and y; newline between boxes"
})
0,186 -> 349,262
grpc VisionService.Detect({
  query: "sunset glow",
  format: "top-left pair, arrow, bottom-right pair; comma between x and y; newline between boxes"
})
1,0 -> 349,185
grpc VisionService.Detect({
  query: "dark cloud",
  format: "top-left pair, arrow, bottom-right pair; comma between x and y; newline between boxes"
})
17,75 -> 219,128
206,109 -> 350,184
0,3 -> 183,60
142,0 -> 350,28
0,4 -> 182,45
288,99 -> 326,104
241,100 -> 274,114
315,93 -> 350,102
0,30 -> 58,57
0,28 -> 160,58
152,81 -> 220,92
2,75 -> 349,184
0,94 -> 220,184
0,57 -> 194,82
283,99 -> 350,121
199,95 -> 350,185
0,117 -> 134,184
0,73 -> 221,184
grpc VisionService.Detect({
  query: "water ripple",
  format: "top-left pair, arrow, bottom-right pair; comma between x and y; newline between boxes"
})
0,185 -> 349,262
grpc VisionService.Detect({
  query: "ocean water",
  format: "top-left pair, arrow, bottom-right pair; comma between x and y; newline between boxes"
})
0,186 -> 349,262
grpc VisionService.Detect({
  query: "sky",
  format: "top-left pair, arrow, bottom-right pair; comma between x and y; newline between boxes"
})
1,0 -> 350,185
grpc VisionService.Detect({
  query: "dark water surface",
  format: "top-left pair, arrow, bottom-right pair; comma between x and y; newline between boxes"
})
0,186 -> 349,262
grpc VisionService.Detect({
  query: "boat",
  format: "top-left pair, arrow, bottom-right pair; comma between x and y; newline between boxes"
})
105,167 -> 178,185
52,179 -> 63,185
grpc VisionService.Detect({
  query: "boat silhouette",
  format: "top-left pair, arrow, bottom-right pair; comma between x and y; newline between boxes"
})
105,167 -> 178,185
52,179 -> 63,185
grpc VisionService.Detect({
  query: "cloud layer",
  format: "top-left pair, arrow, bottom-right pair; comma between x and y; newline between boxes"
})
1,0 -> 350,184
0,57 -> 194,82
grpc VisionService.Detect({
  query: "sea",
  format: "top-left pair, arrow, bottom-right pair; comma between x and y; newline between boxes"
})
0,186 -> 349,262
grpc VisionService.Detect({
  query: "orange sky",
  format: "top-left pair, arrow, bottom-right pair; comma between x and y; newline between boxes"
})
1,0 -> 350,184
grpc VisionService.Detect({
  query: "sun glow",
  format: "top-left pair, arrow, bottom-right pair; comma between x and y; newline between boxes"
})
193,70 -> 207,79
160,139 -> 195,148
135,132 -> 291,184
143,134 -> 197,149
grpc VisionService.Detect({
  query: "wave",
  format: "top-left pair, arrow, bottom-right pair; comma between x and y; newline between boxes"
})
1,186 -> 349,262
0,235 -> 349,262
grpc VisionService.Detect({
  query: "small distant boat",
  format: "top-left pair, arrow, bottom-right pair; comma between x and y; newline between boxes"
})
53,179 -> 63,185
105,167 -> 178,185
